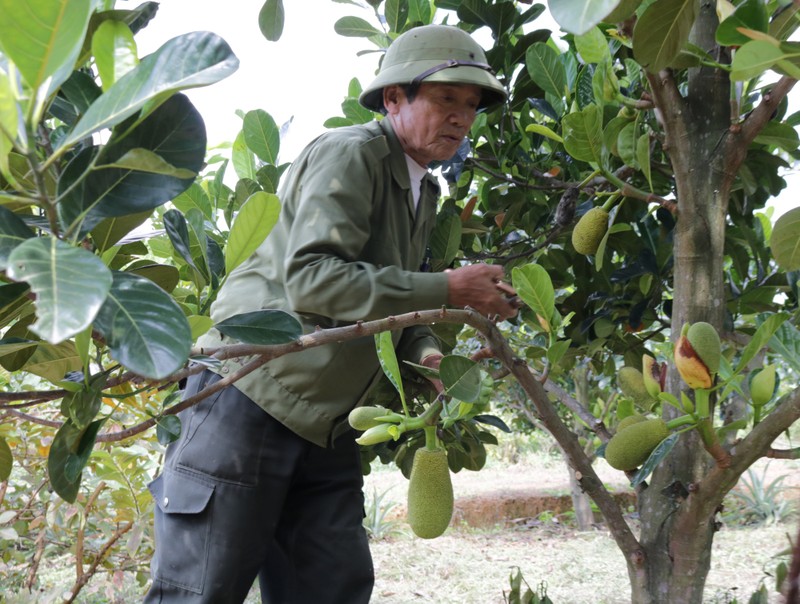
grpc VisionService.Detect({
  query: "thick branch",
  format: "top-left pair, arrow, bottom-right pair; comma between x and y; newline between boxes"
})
479,323 -> 645,572
690,387 -> 800,519
645,69 -> 691,174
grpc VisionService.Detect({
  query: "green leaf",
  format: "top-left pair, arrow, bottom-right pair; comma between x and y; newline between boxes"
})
385,0 -> 408,32
22,340 -> 82,383
163,209 -> 203,275
57,94 -> 206,235
512,263 -> 555,329
734,313 -> 789,376
631,432 -> 678,487
730,39 -> 786,80
225,192 -> 281,274
547,339 -> 571,367
172,183 -> 214,222
770,207 -> 800,271
457,0 -> 518,38
232,130 -> 257,180
617,121 -> 639,168
334,16 -> 382,38
715,0 -> 768,47
375,331 -> 407,413
633,0 -> 698,73
0,0 -> 93,93
188,315 -> 214,340
525,123 -> 564,143
526,43 -> 567,99
753,121 -> 800,151
47,418 -> 105,503
0,70 -> 17,179
57,31 -> 238,151
258,0 -> 285,42
93,271 -> 192,379
562,104 -> 604,164
0,207 -> 35,270
92,19 -> 138,90
90,210 -> 152,254
548,0 -> 620,35
439,355 -> 483,402
0,436 -> 11,481
98,148 -> 197,178
6,238 -> 112,344
429,213 -> 462,272
575,26 -> 610,64
155,414 -> 182,446
214,310 -> 302,345
243,109 -> 280,164
128,264 -> 180,293
768,320 -> 800,374
62,373 -> 107,430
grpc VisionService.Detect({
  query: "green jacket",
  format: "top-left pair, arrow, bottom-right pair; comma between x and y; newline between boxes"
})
197,119 -> 450,447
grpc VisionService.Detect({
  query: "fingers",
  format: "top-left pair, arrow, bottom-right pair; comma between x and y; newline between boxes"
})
446,263 -> 521,320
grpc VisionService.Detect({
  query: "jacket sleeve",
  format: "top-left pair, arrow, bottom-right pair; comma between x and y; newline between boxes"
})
282,132 -> 449,323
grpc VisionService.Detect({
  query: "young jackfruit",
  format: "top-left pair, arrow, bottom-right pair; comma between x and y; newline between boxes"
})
571,207 -> 609,255
686,322 -> 721,375
750,364 -> 777,407
407,447 -> 454,539
617,413 -> 647,432
618,366 -> 653,405
605,418 -> 669,471
674,322 -> 721,389
348,406 -> 389,431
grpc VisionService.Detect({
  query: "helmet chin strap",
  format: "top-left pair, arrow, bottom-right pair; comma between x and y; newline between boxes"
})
409,59 -> 496,91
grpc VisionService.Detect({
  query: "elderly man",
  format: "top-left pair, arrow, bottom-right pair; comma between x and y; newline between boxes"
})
145,23 -> 517,604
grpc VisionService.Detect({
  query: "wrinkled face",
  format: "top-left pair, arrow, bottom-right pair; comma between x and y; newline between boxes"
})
383,82 -> 482,167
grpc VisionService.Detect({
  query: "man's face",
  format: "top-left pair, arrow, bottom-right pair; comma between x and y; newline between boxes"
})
384,82 -> 482,167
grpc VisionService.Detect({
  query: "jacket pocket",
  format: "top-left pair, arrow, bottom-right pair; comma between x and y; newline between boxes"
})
149,471 -> 215,594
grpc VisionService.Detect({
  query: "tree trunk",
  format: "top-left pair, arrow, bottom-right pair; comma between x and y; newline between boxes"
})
636,3 -> 731,602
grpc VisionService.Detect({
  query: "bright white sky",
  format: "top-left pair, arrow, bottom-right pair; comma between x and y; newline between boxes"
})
135,0 -> 797,218
135,0 -> 380,161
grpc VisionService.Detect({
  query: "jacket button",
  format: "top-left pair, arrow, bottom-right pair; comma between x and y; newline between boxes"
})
163,496 -> 169,507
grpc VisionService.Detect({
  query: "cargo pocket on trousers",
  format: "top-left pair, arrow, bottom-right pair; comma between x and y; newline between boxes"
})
149,471 -> 215,594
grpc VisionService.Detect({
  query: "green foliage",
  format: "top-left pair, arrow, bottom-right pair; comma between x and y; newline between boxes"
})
362,485 -> 406,540
723,465 -> 797,526
504,567 -> 554,604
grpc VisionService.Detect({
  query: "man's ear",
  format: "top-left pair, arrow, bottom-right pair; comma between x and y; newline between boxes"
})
383,85 -> 402,113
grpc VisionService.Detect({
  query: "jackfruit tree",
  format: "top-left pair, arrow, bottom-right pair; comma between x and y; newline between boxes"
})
1,1 -> 799,603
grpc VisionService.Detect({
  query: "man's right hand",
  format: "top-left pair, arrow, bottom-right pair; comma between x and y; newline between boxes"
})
445,263 -> 520,320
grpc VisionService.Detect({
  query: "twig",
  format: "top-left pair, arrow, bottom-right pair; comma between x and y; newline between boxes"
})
25,500 -> 49,592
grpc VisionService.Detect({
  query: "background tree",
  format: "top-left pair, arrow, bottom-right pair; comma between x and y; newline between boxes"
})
1,0 -> 799,603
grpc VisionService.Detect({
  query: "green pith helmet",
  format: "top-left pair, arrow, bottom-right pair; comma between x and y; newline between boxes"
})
359,24 -> 507,113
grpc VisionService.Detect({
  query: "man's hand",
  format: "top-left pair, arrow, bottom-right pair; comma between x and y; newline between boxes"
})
420,354 -> 444,394
446,263 -> 520,320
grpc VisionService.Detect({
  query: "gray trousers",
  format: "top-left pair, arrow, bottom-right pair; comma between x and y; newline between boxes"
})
144,370 -> 374,603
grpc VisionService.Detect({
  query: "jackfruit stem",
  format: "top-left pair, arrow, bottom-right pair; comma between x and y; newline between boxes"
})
665,414 -> 696,430
695,388 -> 710,419
423,425 -> 439,451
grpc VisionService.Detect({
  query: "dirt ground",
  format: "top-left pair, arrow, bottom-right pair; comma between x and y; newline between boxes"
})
362,450 -> 800,604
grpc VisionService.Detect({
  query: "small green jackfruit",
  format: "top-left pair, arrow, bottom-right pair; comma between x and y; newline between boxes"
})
605,418 -> 669,471
617,413 -> 647,432
686,322 -> 721,374
407,448 -> 454,539
354,423 -> 394,446
674,322 -> 720,389
348,406 -> 389,431
618,366 -> 652,404
750,364 -> 777,407
571,207 -> 609,255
